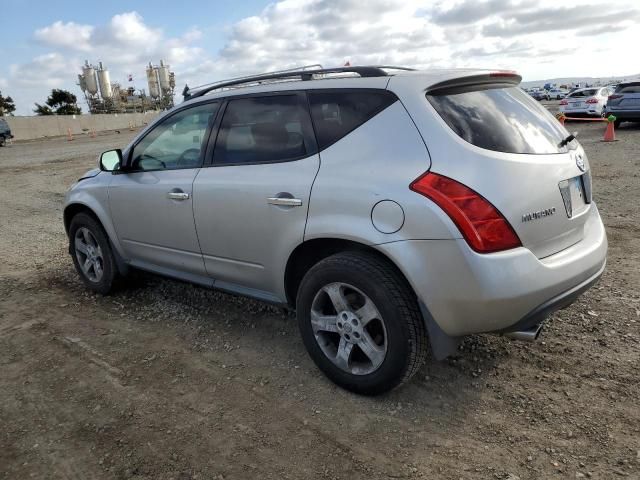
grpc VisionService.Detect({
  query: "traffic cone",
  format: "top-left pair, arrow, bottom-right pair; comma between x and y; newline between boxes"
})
603,115 -> 616,142
67,128 -> 73,141
558,114 -> 565,125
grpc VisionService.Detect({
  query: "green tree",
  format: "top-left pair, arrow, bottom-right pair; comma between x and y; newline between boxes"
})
33,103 -> 53,115
0,91 -> 16,116
34,89 -> 81,115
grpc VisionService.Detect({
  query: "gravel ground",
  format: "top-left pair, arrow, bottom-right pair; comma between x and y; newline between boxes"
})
0,114 -> 639,480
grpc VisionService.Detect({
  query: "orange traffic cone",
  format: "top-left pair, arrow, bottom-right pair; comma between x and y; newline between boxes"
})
558,114 -> 565,125
67,128 -> 73,141
603,117 -> 616,142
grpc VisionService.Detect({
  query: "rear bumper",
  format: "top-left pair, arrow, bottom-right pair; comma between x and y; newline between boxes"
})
499,260 -> 604,333
376,204 -> 607,336
560,107 -> 602,117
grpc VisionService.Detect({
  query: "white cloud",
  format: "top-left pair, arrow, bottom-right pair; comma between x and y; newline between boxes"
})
34,21 -> 94,51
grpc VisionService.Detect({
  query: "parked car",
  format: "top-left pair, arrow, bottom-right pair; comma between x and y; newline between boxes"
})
63,66 -> 607,394
605,81 -> 640,128
559,87 -> 611,117
531,89 -> 550,101
548,88 -> 567,100
0,117 -> 13,146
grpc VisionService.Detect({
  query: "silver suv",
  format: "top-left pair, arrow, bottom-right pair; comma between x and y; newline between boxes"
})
64,66 -> 607,394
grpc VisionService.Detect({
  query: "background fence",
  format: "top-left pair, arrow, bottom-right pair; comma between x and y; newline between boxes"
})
4,112 -> 161,141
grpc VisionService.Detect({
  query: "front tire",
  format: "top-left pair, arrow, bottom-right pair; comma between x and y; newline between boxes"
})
69,213 -> 118,295
296,252 -> 428,395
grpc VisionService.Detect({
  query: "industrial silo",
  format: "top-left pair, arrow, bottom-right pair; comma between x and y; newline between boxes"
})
158,60 -> 171,95
82,61 -> 99,96
97,62 -> 112,99
146,63 -> 160,99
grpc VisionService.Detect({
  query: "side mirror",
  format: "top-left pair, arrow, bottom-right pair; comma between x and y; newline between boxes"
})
99,149 -> 122,172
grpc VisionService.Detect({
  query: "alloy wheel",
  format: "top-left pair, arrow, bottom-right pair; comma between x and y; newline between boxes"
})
310,282 -> 388,375
74,227 -> 104,282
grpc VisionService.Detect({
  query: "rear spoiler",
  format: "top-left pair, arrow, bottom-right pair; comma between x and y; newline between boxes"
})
426,71 -> 522,94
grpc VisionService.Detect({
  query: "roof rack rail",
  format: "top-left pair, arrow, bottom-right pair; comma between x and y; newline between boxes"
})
183,65 -> 416,100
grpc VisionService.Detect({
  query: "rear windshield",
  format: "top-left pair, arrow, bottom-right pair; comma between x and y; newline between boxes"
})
568,89 -> 597,98
617,83 -> 640,94
426,86 -> 569,154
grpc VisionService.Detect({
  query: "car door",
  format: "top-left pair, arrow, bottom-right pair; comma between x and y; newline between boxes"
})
109,101 -> 220,278
192,93 -> 320,302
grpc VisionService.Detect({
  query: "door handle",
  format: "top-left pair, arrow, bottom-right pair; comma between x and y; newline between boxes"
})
167,191 -> 190,201
267,197 -> 303,207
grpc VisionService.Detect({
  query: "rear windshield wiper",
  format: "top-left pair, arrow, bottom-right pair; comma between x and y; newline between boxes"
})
559,132 -> 578,148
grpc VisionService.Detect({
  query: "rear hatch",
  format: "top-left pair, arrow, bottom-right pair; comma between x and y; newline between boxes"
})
564,88 -> 598,110
418,74 -> 592,258
608,82 -> 640,110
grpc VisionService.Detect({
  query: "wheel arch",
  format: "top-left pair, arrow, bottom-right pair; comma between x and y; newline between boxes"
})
63,202 -> 129,275
284,237 -> 414,309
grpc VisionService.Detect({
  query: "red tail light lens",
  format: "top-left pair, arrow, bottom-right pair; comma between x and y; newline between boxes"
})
490,71 -> 518,78
410,172 -> 521,253
585,98 -> 599,104
559,99 -> 568,105
608,94 -> 622,100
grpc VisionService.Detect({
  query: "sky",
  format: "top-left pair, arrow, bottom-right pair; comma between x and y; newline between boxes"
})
1,0 -> 639,115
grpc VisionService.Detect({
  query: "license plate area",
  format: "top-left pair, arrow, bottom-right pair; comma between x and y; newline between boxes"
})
559,175 -> 589,218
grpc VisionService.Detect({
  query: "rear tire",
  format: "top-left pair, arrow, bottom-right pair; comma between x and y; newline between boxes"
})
69,213 -> 118,295
296,251 -> 428,395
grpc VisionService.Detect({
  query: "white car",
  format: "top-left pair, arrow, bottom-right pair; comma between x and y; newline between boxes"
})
548,88 -> 567,100
560,87 -> 611,117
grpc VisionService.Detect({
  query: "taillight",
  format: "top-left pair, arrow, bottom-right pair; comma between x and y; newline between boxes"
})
559,99 -> 568,105
585,98 -> 599,104
490,71 -> 518,78
410,172 -> 521,254
608,94 -> 622,100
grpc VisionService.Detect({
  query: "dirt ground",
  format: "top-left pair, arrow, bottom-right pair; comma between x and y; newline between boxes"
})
1,112 -> 639,480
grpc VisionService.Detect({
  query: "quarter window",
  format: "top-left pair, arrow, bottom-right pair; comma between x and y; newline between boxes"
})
130,103 -> 219,171
213,95 -> 308,165
308,91 -> 397,150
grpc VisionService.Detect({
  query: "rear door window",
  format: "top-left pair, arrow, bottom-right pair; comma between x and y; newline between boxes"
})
427,86 -> 569,154
213,95 -> 310,165
308,90 -> 397,150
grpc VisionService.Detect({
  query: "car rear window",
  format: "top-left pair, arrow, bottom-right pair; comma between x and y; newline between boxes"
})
568,89 -> 597,98
426,86 -> 570,154
617,83 -> 640,94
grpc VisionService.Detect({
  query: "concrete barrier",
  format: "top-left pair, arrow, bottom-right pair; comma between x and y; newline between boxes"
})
4,112 -> 162,141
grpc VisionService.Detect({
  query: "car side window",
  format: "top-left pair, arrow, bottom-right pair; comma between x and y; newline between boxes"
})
130,103 -> 219,171
308,90 -> 397,150
213,95 -> 308,165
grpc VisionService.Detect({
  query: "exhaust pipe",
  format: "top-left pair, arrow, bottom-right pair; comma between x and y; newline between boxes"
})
504,324 -> 543,342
